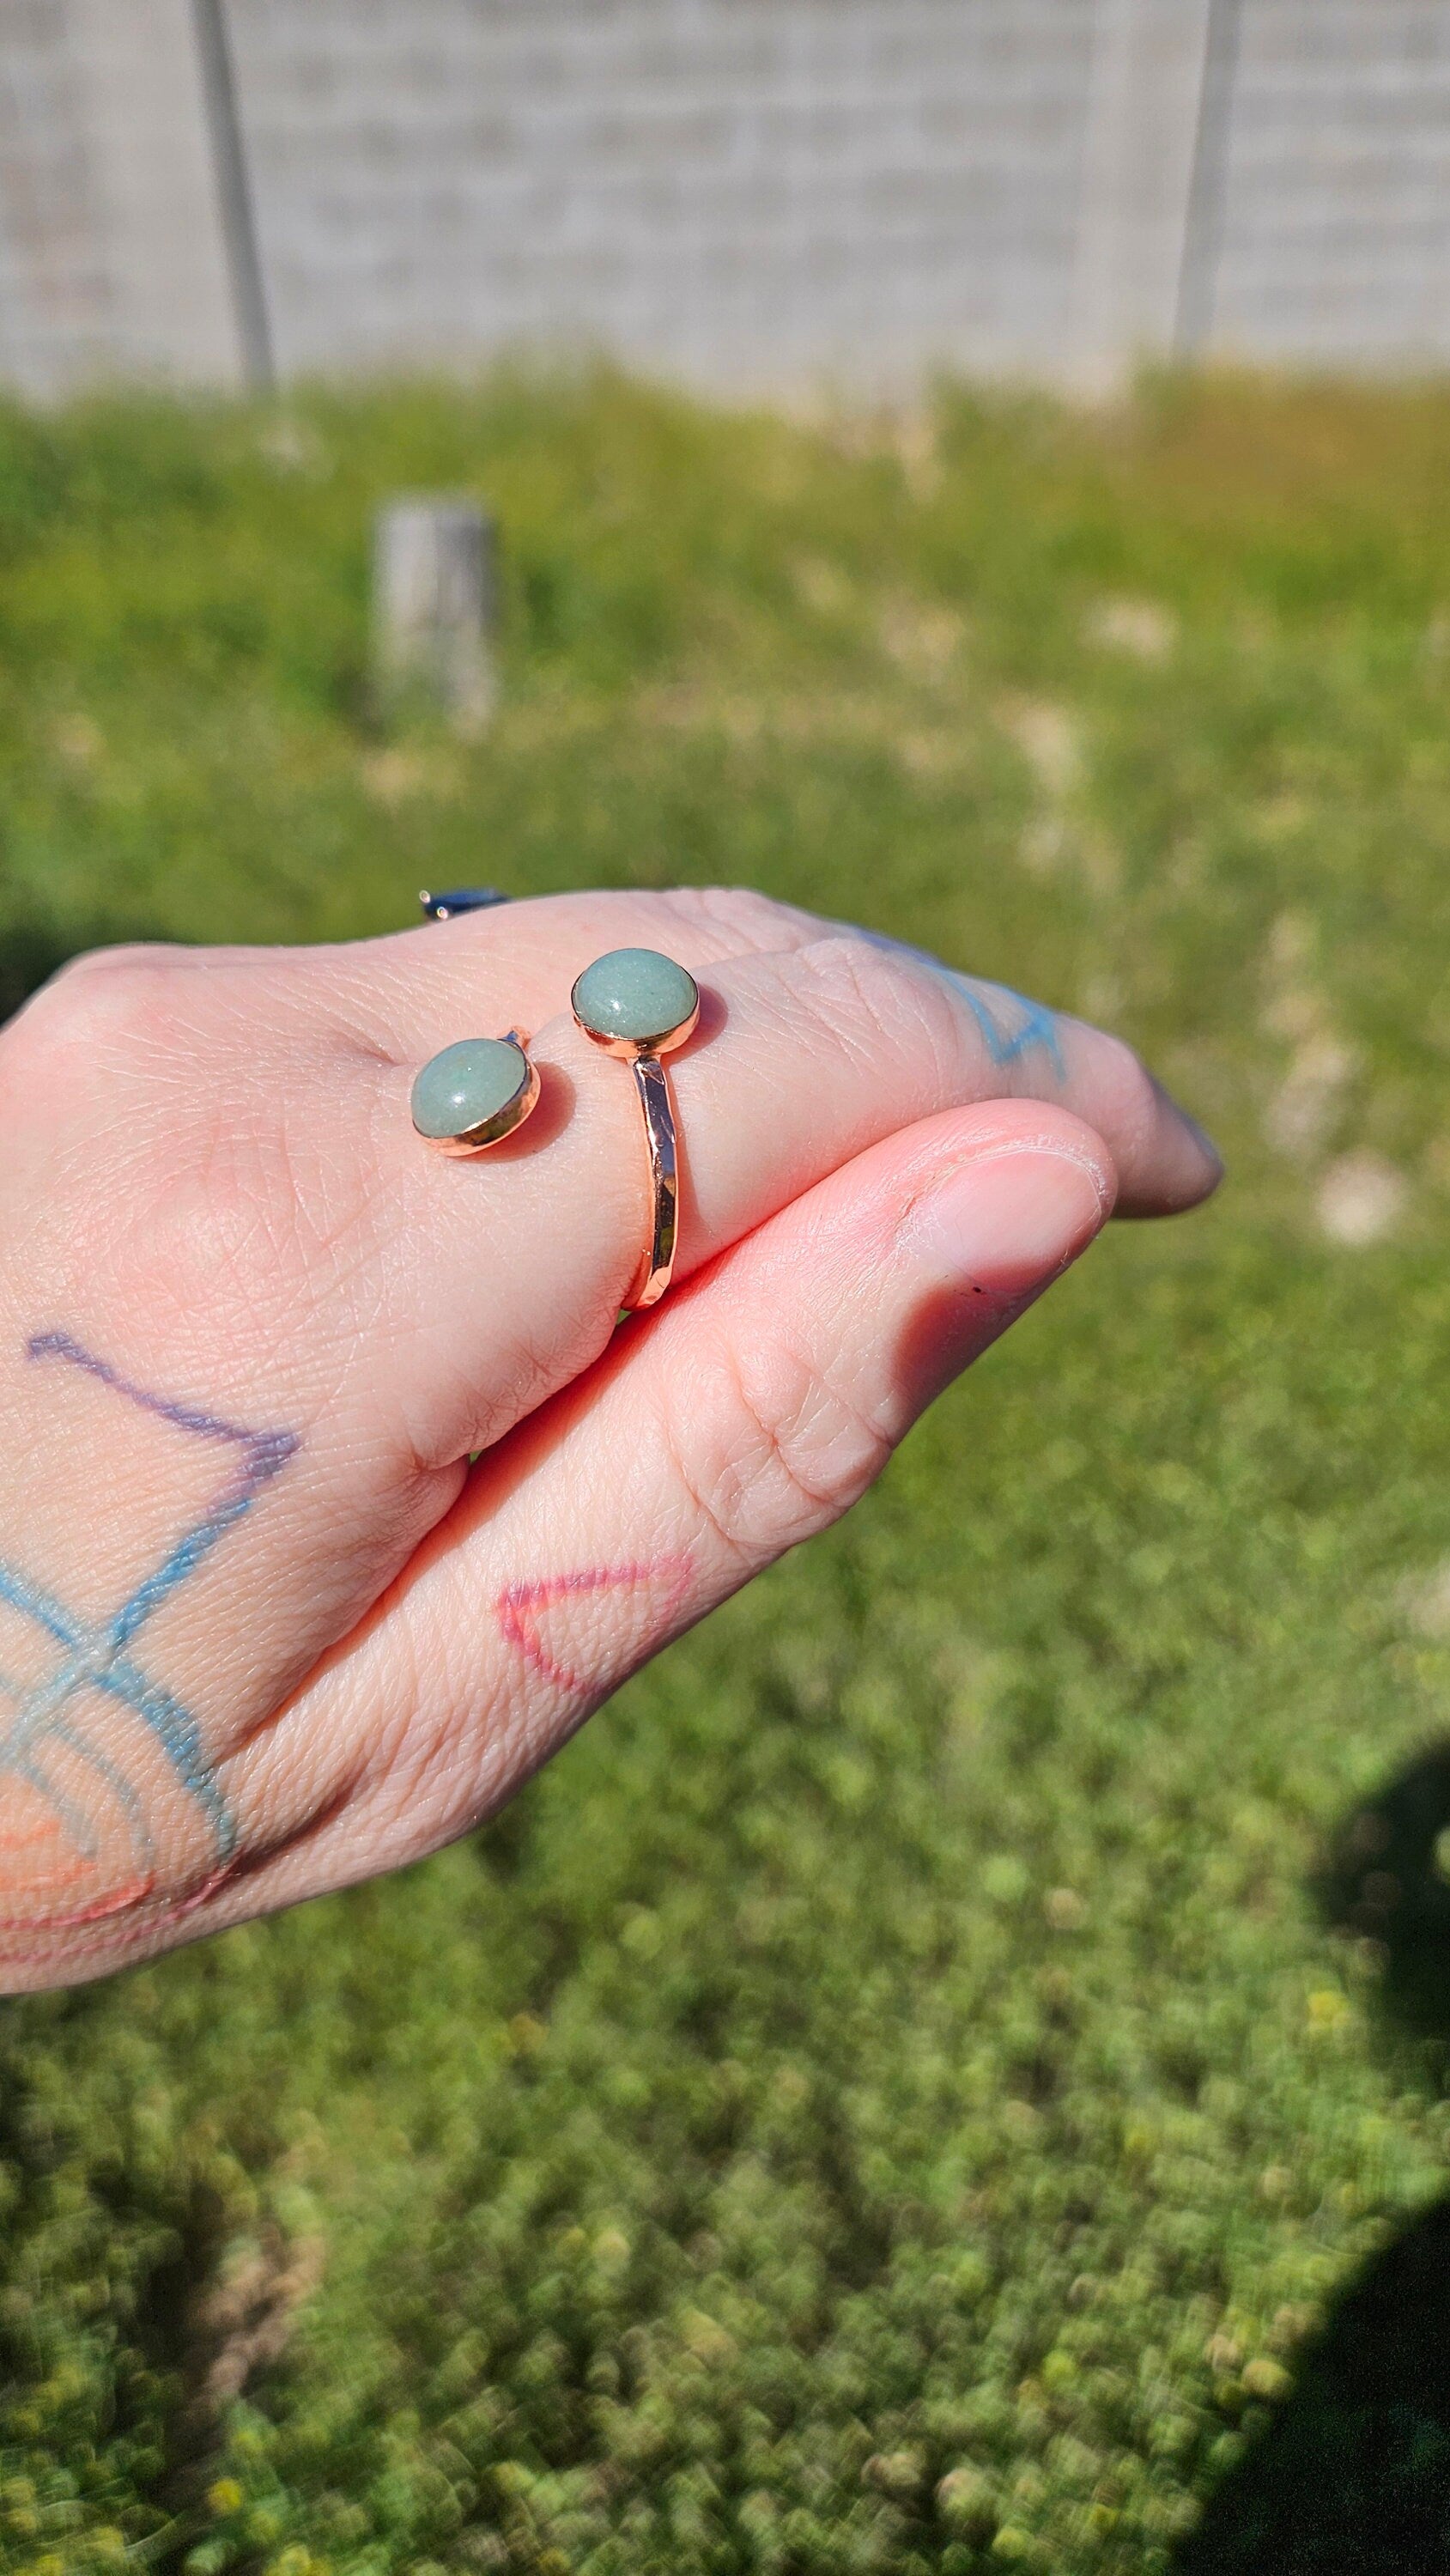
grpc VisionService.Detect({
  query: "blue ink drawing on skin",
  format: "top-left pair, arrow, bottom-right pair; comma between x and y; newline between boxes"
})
851,928 -> 1066,1083
953,978 -> 1066,1082
0,1334 -> 298,1883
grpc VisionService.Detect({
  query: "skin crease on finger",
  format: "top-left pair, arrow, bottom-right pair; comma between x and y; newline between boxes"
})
0,885 -> 1216,1989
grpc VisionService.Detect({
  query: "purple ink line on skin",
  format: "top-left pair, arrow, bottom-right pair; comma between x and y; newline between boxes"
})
27,1330 -> 299,1464
27,1330 -> 297,1649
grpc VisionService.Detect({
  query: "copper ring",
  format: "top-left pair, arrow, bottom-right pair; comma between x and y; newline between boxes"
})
571,955 -> 701,1309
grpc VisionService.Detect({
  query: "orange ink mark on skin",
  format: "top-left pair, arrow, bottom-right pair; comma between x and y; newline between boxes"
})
0,1871 -> 155,1932
0,1861 -> 243,1959
0,1857 -> 242,1946
0,1865 -> 90,1906
0,1816 -> 71,1853
0,1860 -> 88,1896
497,1558 -> 693,1696
0,1807 -> 93,1898
0,1842 -> 88,1895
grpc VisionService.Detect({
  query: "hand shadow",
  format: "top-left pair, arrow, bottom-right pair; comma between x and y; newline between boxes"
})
1174,1743 -> 1450,2575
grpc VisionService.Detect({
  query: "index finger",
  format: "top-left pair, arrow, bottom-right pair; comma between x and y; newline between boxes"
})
306,884 -> 1220,1219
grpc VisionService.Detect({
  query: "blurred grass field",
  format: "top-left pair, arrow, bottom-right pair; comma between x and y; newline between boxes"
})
4,369 -> 1450,2574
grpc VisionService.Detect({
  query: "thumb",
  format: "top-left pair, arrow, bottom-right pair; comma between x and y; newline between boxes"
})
647,1097 -> 1117,1565
214,1101 -> 1115,1919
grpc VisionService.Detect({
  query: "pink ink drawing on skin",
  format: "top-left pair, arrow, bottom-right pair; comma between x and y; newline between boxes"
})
497,1558 -> 693,1696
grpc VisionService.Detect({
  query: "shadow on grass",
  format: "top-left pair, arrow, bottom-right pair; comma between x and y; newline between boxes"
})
1175,1745 -> 1450,2574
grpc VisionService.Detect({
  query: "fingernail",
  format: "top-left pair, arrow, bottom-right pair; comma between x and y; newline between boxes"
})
909,1144 -> 1111,1300
1178,1102 -> 1225,1183
850,917 -> 1225,1186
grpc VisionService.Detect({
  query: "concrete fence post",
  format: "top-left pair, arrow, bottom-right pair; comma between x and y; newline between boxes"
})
39,0 -> 248,390
1174,0 -> 1247,357
373,498 -> 496,732
1070,0 -> 1221,390
191,0 -> 273,387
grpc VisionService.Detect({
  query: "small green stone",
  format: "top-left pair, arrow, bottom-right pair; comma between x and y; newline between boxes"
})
572,947 -> 698,1047
411,1036 -> 527,1139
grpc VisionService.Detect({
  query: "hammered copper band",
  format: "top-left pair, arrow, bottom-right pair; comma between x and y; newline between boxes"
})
626,1054 -> 680,1309
570,949 -> 701,1313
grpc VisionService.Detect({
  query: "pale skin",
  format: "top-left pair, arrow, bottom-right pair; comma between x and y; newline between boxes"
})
0,886 -> 1221,1990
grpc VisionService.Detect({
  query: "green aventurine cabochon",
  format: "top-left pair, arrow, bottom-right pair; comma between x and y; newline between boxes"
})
571,948 -> 699,1047
411,1036 -> 528,1139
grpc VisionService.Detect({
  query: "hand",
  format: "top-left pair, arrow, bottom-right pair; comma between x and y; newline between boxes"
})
0,886 -> 1219,1988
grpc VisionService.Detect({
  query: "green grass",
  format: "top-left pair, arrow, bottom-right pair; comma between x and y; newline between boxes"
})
4,368 -> 1450,2574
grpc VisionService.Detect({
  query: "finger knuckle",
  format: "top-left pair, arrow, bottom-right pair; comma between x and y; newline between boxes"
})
0,953 -> 178,1143
4,945 -> 178,1072
662,883 -> 813,953
669,1329 -> 891,1563
1089,1026 -> 1161,1158
794,933 -> 962,1084
46,939 -> 179,999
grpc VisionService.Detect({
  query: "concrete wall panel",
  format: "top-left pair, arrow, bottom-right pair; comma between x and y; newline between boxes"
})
1,0 -> 1448,398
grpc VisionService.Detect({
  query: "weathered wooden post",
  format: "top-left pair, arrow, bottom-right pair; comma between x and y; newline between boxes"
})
373,497 -> 495,731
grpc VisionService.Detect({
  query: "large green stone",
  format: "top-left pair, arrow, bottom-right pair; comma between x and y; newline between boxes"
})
572,947 -> 698,1048
411,1036 -> 528,1139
